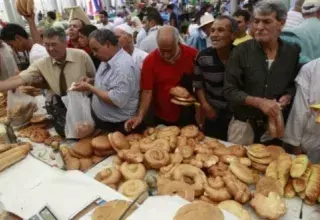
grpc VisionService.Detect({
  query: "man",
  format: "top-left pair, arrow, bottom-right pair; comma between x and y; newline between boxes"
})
284,0 -> 305,28
281,0 -> 320,61
0,27 -> 95,96
138,7 -> 163,53
194,16 -> 237,140
72,29 -> 140,134
67,18 -> 86,49
97,10 -> 114,30
284,58 -> 320,163
113,12 -> 125,27
0,23 -> 47,65
167,4 -> 178,28
224,0 -> 301,144
0,40 -> 18,80
233,9 -> 252,46
136,16 -> 148,48
187,12 -> 214,51
125,26 -> 198,131
114,24 -> 148,70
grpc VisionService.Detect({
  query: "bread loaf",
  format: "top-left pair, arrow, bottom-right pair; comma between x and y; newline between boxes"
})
27,0 -> 34,15
305,165 -> 320,203
290,155 -> 309,178
293,165 -> 312,193
15,0 -> 27,16
0,144 -> 30,172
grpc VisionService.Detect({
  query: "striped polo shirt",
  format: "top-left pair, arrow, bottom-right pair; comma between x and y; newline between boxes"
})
92,49 -> 140,123
193,47 -> 229,110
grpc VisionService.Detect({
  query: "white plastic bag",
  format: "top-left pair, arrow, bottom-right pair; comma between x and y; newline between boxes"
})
228,117 -> 254,145
63,91 -> 95,139
7,90 -> 37,126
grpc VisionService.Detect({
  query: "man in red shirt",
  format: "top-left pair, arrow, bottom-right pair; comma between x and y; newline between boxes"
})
125,26 -> 198,131
67,19 -> 86,49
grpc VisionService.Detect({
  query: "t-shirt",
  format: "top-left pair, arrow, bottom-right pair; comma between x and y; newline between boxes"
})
29,43 -> 48,64
141,44 -> 198,122
233,34 -> 252,46
97,22 -> 115,30
284,10 -> 304,29
132,48 -> 148,70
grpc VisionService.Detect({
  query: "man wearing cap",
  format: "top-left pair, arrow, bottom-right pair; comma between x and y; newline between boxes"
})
281,0 -> 320,61
187,12 -> 214,51
114,24 -> 148,70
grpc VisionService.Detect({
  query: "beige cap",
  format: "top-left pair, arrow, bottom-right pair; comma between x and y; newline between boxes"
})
302,0 -> 320,13
66,6 -> 91,25
199,12 -> 214,28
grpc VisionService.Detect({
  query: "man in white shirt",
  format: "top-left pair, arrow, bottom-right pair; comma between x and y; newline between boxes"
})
97,10 -> 115,30
284,0 -> 305,29
114,24 -> 148,70
138,8 -> 163,53
284,58 -> 320,163
113,12 -> 125,27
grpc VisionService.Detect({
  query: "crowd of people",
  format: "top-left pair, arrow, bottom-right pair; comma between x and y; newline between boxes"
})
0,0 -> 320,162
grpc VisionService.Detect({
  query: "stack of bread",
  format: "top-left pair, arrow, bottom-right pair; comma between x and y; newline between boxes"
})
0,143 -> 32,172
169,86 -> 197,106
0,93 -> 7,118
19,86 -> 42,97
15,0 -> 34,16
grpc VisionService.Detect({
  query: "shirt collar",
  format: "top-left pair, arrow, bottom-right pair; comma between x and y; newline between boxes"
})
52,48 -> 75,65
107,48 -> 124,69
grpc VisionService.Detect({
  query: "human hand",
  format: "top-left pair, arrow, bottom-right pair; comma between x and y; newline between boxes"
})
258,99 -> 281,118
71,81 -> 91,92
124,116 -> 143,132
278,94 -> 292,108
24,13 -> 35,22
202,103 -> 216,119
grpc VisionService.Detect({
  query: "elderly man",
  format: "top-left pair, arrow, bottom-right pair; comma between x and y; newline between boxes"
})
72,29 -> 141,134
187,12 -> 214,51
284,58 -> 320,163
114,24 -> 148,70
0,27 -> 95,96
125,26 -> 198,131
281,0 -> 320,61
194,16 -> 237,141
67,18 -> 86,49
224,0 -> 301,145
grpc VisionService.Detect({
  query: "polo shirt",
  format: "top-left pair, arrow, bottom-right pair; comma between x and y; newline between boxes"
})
141,44 -> 198,122
233,34 -> 252,46
19,48 -> 96,95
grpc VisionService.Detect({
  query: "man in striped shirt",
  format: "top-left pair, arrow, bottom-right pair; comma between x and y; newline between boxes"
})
193,16 -> 237,140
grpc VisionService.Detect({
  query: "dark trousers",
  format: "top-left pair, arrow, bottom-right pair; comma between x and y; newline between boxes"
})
204,110 -> 232,141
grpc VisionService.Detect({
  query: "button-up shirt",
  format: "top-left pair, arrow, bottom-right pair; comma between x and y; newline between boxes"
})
139,26 -> 161,53
19,48 -> 96,95
224,39 -> 301,119
92,49 -> 140,123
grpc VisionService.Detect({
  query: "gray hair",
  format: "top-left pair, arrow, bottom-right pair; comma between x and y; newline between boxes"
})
216,15 -> 239,33
89,29 -> 118,46
156,26 -> 180,45
43,27 -> 66,42
254,0 -> 288,21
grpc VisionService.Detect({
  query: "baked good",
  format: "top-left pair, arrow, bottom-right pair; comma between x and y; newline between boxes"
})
208,162 -> 229,177
118,149 -> 144,163
175,145 -> 194,159
79,158 -> 93,171
170,153 -> 183,164
120,162 -> 146,180
250,192 -> 286,219
72,137 -> 93,157
293,164 -> 312,193
157,177 -> 195,202
255,176 -> 284,197
174,202 -> 224,220
207,176 -> 224,189
229,162 -> 256,184
0,143 -> 31,172
218,200 -> 251,220
145,148 -> 170,169
265,160 -> 278,180
267,145 -> 285,160
30,114 -> 47,124
305,165 -> 320,203
251,161 -> 268,172
229,145 -> 247,157
180,125 -> 199,138
126,133 -> 143,143
93,149 -> 115,157
91,155 -> 104,164
108,132 -> 130,152
140,138 -> 170,153
205,186 -> 232,202
277,153 -> 292,188
30,129 -> 50,143
247,153 -> 272,165
156,126 -> 180,138
213,147 -> 230,157
169,86 -> 190,98
118,179 -> 148,204
44,135 -> 63,146
60,146 -> 80,170
223,173 -> 251,204
290,154 -> 309,178
75,121 -> 94,138
26,0 -> 34,15
92,200 -> 137,220
194,153 -> 219,168
0,144 -> 20,154
177,136 -> 187,147
284,178 -> 296,199
247,144 -> 270,158
91,135 -> 112,151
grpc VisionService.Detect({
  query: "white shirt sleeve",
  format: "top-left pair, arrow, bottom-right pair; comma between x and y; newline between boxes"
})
29,44 -> 48,64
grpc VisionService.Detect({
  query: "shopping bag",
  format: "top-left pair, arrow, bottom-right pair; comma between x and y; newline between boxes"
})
228,117 -> 254,145
7,90 -> 37,126
63,91 -> 95,139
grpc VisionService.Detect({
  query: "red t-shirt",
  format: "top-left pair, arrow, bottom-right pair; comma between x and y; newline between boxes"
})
67,40 -> 91,54
141,44 -> 198,122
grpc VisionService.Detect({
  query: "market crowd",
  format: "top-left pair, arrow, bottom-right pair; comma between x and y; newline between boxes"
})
0,0 -> 320,162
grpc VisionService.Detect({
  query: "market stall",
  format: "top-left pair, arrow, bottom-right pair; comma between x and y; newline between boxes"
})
0,93 -> 320,220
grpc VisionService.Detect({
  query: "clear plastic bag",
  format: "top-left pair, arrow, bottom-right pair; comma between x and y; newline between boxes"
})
62,91 -> 95,139
228,117 -> 254,145
7,90 -> 37,126
268,112 -> 285,138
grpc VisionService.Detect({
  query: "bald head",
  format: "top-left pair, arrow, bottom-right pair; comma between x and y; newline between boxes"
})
157,26 -> 180,45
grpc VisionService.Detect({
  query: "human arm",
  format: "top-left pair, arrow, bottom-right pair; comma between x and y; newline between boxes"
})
0,76 -> 25,92
83,52 -> 96,83
24,14 -> 42,45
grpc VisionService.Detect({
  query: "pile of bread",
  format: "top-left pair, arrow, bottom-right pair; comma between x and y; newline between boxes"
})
7,102 -> 38,126
88,125 -> 320,220
17,114 -> 63,149
0,143 -> 32,172
0,92 -> 7,118
15,0 -> 34,16
170,86 -> 197,106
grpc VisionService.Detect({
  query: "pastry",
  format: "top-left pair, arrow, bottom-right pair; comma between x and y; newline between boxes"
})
247,144 -> 270,158
26,0 -> 34,15
0,144 -> 31,172
145,148 -> 170,169
79,158 -> 93,171
250,192 -> 286,219
223,173 -> 251,204
267,145 -> 285,160
0,144 -> 20,154
207,176 -> 224,189
156,126 -> 180,138
175,145 -> 194,159
95,167 -> 121,187
44,135 -> 63,146
251,161 -> 268,172
120,162 -> 146,180
174,202 -> 224,220
208,162 -> 229,177
305,165 -> 320,203
93,149 -> 115,157
213,147 -> 230,157
230,162 -> 256,184
284,178 -> 296,199
108,132 -> 130,152
92,135 -> 112,151
170,153 -> 183,164
140,138 -> 170,153
72,137 -> 93,157
229,145 -> 247,157
169,86 -> 190,98
157,177 -> 195,202
290,154 -> 309,178
293,164 -> 312,193
30,129 -> 50,143
218,200 -> 251,220
118,149 -> 144,163
92,200 -> 137,220
91,155 -> 104,164
180,125 -> 199,138
126,133 -> 143,143
118,179 -> 148,204
205,186 -> 232,202
247,153 -> 272,165
255,176 -> 284,197
177,136 -> 187,147
277,153 -> 292,188
194,153 -> 219,168
265,160 -> 278,180
30,114 -> 47,124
